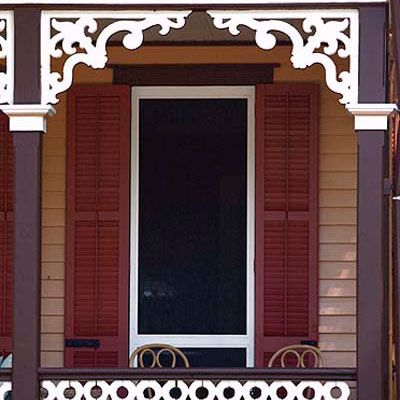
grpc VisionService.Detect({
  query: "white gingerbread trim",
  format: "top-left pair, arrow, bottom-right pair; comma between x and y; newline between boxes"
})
207,9 -> 359,105
41,10 -> 192,104
0,104 -> 56,132
0,11 -> 14,104
346,103 -> 398,130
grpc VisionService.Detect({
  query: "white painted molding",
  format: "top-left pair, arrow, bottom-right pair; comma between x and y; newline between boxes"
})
0,104 -> 56,132
0,12 -> 13,104
346,103 -> 398,130
207,10 -> 359,105
41,11 -> 191,104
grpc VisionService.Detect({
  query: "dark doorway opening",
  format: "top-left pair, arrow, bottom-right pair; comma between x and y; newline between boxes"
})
138,99 -> 247,351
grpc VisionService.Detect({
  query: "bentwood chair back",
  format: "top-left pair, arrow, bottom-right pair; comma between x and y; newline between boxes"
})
129,343 -> 190,368
268,344 -> 325,368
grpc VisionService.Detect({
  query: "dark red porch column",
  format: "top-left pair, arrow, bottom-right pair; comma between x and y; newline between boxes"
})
357,5 -> 389,400
12,9 -> 42,400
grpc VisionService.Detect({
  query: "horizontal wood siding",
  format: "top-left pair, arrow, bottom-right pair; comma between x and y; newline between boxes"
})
317,90 -> 356,368
41,46 -> 356,368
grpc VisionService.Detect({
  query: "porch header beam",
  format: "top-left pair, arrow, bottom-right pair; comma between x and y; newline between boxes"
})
0,0 -> 388,4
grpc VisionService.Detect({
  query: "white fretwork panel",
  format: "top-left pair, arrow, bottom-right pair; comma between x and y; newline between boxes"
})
42,379 -> 351,400
208,10 -> 359,105
0,12 -> 13,104
41,11 -> 192,104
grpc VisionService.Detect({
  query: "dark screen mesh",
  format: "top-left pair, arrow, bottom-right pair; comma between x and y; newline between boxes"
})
138,99 -> 247,335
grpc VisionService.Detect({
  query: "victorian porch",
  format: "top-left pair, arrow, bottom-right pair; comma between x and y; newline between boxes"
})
0,1 -> 396,400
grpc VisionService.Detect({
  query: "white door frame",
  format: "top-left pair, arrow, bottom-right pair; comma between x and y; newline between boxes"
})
129,86 -> 255,366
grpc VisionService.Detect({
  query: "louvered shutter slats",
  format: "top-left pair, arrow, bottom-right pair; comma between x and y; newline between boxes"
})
66,85 -> 130,368
255,84 -> 318,367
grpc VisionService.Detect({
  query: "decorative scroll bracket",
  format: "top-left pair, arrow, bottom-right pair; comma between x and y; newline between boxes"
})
207,10 -> 359,105
0,11 -> 13,105
40,11 -> 192,104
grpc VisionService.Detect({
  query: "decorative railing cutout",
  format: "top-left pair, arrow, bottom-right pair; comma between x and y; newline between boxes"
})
207,10 -> 359,105
41,379 -> 351,400
41,11 -> 192,104
0,382 -> 11,400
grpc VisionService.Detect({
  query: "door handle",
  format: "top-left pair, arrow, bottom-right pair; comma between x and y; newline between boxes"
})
65,339 -> 100,349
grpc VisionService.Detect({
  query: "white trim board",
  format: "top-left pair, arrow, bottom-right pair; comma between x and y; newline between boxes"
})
129,86 -> 255,367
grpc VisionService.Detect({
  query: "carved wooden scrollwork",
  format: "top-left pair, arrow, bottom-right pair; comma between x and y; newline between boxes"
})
41,11 -> 192,104
207,10 -> 359,105
40,9 -> 360,107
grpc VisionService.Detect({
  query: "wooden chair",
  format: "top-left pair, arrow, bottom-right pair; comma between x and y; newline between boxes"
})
268,344 -> 325,368
129,343 -> 190,368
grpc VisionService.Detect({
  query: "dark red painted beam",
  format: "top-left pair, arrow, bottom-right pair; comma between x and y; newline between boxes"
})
38,367 -> 357,381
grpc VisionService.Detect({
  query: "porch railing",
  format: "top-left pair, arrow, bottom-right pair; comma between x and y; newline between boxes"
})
37,368 -> 357,400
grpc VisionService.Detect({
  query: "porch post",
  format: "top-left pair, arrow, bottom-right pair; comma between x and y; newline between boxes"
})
11,9 -> 42,400
356,6 -> 389,400
389,1 -> 400,397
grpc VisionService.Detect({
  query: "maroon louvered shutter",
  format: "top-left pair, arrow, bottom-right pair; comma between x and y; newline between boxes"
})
65,85 -> 130,367
0,113 -> 12,353
255,83 -> 319,367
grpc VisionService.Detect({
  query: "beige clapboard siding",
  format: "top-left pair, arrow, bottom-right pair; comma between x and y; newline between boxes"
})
319,298 -> 356,316
315,61 -> 357,366
319,334 -> 356,351
320,244 -> 357,262
320,172 -> 357,190
320,262 -> 356,280
320,208 -> 357,225
40,46 -> 357,368
320,154 -> 357,172
41,352 -> 64,368
41,82 -> 67,366
41,333 -> 65,351
320,226 -> 356,243
320,281 -> 356,298
41,298 -> 64,315
319,316 -> 357,334
41,316 -> 64,334
324,352 -> 357,367
319,115 -> 356,354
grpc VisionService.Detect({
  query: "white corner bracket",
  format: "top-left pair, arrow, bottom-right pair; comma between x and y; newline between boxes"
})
0,104 -> 56,132
346,103 -> 398,130
207,9 -> 359,105
41,11 -> 192,104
